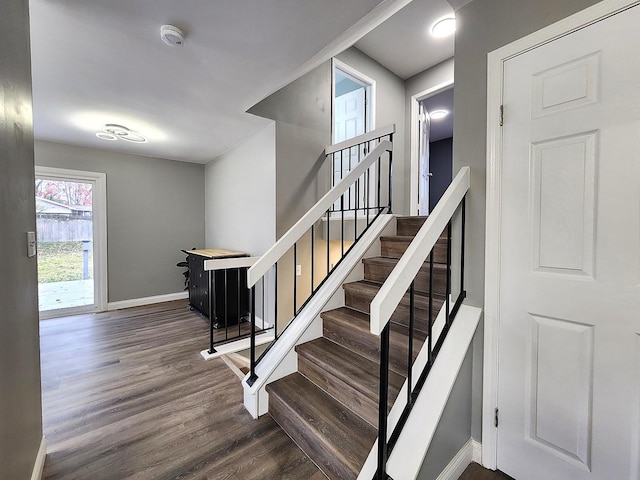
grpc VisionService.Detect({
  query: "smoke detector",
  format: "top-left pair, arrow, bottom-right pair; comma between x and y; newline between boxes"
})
160,25 -> 185,47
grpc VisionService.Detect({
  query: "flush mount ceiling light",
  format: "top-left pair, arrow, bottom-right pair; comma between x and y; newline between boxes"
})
429,109 -> 449,120
97,124 -> 148,143
431,16 -> 456,38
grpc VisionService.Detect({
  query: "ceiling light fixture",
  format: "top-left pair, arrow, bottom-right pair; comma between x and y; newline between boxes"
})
96,132 -> 117,141
96,124 -> 148,143
431,16 -> 456,38
429,109 -> 449,120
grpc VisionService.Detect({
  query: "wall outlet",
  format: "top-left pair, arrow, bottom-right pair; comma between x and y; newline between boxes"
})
296,265 -> 302,276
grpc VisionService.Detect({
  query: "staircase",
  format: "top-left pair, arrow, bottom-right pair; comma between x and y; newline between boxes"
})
265,216 -> 449,479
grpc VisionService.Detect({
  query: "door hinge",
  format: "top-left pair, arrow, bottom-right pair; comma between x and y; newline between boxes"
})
495,407 -> 499,428
499,105 -> 504,127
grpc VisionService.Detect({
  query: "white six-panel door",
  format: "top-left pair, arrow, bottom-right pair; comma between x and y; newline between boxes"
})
497,5 -> 640,479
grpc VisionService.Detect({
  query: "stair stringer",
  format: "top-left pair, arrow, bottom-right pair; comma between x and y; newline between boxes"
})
357,304 -> 482,480
243,213 -> 396,419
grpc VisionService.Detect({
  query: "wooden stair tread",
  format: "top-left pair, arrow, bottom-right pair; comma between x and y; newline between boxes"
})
321,307 -> 425,375
362,256 -> 448,295
362,256 -> 448,269
296,337 -> 404,403
266,372 -> 376,480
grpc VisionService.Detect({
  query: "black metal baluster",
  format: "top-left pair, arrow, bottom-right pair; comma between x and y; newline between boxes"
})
237,268 -> 241,338
293,243 -> 298,315
446,222 -> 452,327
247,285 -> 257,386
388,134 -> 393,214
377,322 -> 391,480
366,168 -> 370,226
261,272 -> 265,334
311,225 -> 315,294
208,270 -> 215,354
224,270 -> 229,341
377,157 -> 381,213
326,209 -> 331,276
460,197 -> 466,296
274,263 -> 278,338
428,251 -> 434,365
341,193 -> 345,256
408,281 -> 415,405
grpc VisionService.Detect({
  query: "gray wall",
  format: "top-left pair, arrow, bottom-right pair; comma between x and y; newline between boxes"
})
336,47 -> 407,214
249,62 -> 332,237
205,123 -> 276,256
0,0 -> 44,477
418,348 -> 473,480
453,0 -> 602,442
35,141 -> 206,303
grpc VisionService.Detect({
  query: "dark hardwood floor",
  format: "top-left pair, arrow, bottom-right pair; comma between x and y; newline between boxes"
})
459,462 -> 515,480
40,300 -> 324,480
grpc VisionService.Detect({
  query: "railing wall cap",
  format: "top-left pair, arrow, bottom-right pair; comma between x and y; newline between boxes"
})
324,124 -> 395,155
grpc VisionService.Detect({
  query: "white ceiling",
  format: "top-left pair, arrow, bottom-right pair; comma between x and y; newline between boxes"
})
355,0 -> 454,80
29,0 -> 456,164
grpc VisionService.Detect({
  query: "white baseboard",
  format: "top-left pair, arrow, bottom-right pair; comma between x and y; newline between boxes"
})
31,436 -> 46,480
435,438 -> 482,480
107,291 -> 188,311
472,438 -> 482,463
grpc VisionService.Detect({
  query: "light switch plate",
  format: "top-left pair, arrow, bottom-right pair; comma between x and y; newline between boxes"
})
27,231 -> 36,257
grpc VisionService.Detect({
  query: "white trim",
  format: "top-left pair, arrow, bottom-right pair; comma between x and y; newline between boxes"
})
472,438 -> 482,463
248,139 -> 393,286
483,0 -> 640,469
107,291 -> 188,311
332,58 -> 377,144
35,166 -> 108,316
434,438 -> 475,480
370,166 -> 469,334
200,331 -> 275,359
204,256 -> 259,271
30,436 -> 46,480
409,80 -> 454,216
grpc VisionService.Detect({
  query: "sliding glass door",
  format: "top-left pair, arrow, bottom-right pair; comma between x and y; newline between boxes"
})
35,167 -> 107,318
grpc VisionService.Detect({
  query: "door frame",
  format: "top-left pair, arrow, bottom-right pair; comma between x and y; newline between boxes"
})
408,80 -> 454,215
483,0 -> 640,469
35,166 -> 108,318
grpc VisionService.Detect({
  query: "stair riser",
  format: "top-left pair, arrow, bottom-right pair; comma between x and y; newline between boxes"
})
298,356 -> 380,428
364,262 -> 447,296
344,288 -> 444,331
322,315 -> 421,376
268,392 -> 357,480
396,217 -> 427,236
381,239 -> 448,263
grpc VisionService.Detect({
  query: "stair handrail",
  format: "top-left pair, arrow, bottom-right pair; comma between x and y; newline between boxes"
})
247,125 -> 395,287
369,166 -> 470,335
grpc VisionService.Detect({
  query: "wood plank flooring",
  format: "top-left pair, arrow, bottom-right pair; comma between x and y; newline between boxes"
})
459,462 -> 515,480
40,300 -> 324,480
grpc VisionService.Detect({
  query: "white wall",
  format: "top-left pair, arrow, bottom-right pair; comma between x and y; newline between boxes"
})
205,123 -> 276,256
